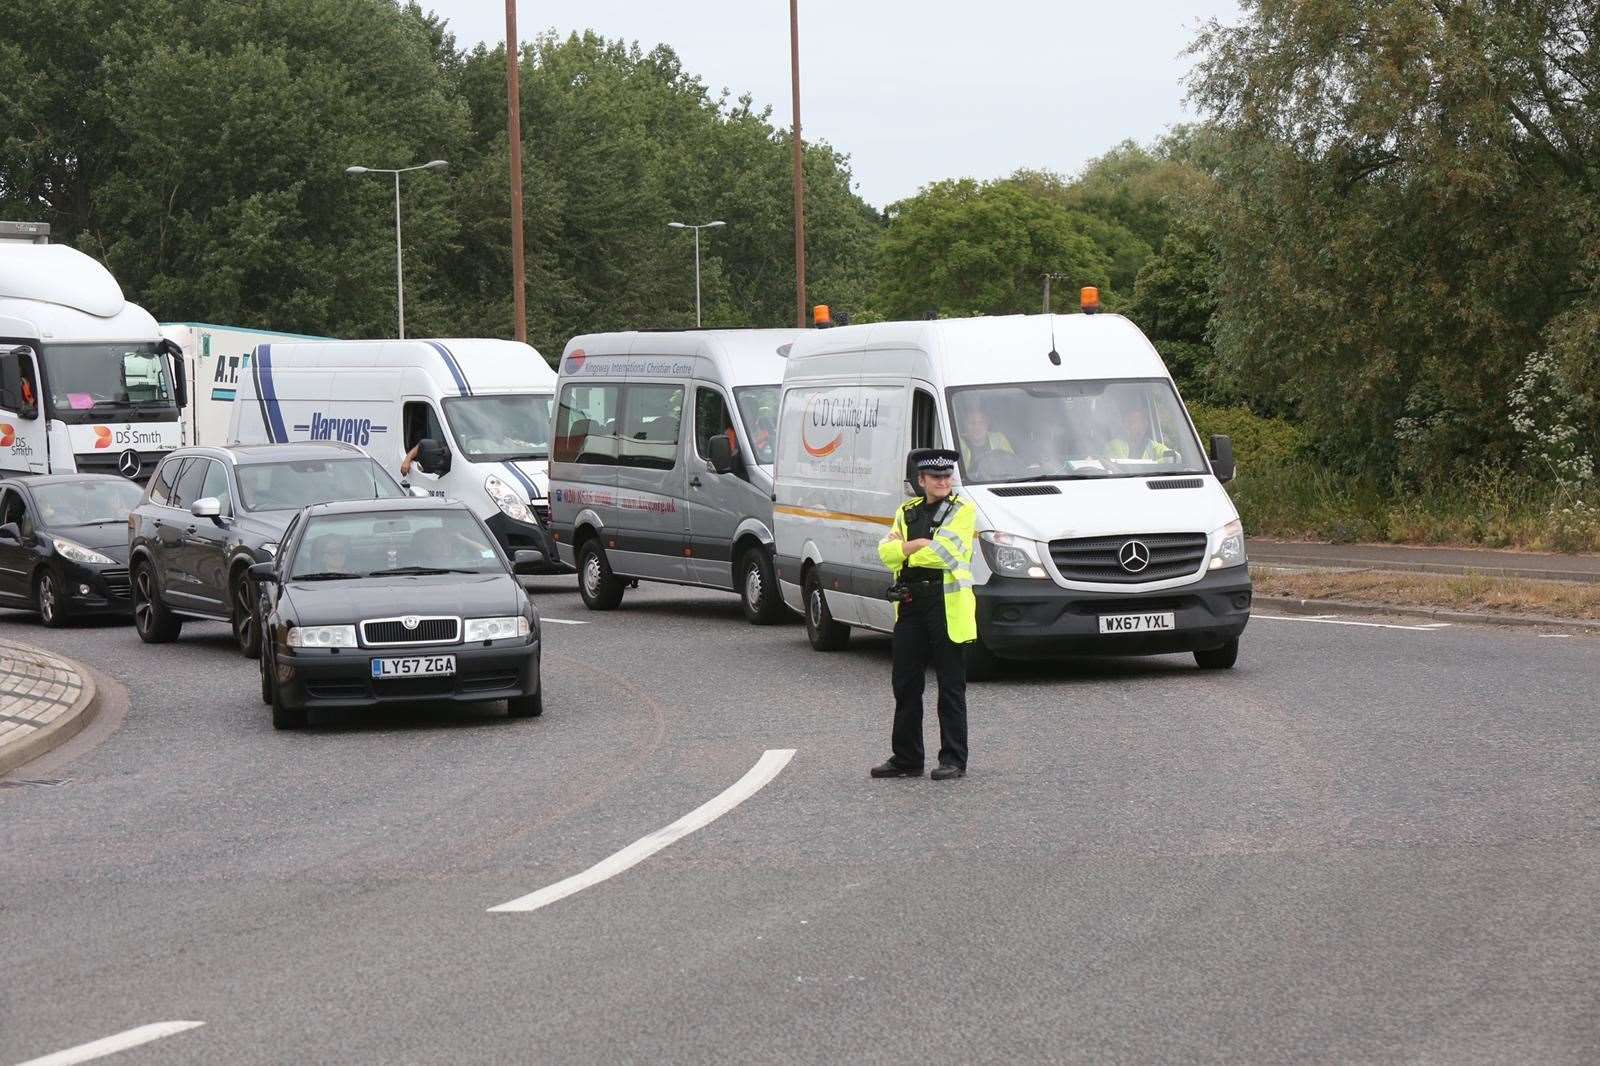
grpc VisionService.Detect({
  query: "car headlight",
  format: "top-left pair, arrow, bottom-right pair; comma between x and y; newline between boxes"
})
51,537 -> 114,566
287,624 -> 358,648
485,474 -> 533,524
464,615 -> 531,642
260,541 -> 279,558
1209,519 -> 1247,569
978,531 -> 1048,579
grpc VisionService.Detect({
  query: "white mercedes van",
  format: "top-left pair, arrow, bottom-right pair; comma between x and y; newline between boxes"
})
547,329 -> 804,621
772,308 -> 1251,671
228,338 -> 562,567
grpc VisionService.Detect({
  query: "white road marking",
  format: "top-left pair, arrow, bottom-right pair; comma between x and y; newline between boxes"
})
1539,633 -> 1572,639
14,1022 -> 205,1066
1254,614 -> 1452,632
489,748 -> 797,913
539,618 -> 588,625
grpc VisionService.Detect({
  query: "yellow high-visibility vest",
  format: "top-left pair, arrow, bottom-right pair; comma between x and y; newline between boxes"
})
876,494 -> 978,644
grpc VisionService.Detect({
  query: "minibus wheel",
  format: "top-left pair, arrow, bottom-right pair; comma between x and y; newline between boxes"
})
1194,637 -> 1239,670
578,539 -> 625,611
802,568 -> 850,651
739,547 -> 784,625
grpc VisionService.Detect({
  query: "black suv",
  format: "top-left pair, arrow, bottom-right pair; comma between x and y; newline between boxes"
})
128,442 -> 408,654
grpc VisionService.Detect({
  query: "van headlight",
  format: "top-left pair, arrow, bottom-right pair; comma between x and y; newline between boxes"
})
464,615 -> 531,642
485,474 -> 533,524
1208,519 -> 1247,569
287,624 -> 357,648
51,537 -> 114,565
978,531 -> 1048,579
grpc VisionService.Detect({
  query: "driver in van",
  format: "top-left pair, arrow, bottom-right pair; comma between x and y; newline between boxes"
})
1107,403 -> 1172,462
956,402 -> 1014,480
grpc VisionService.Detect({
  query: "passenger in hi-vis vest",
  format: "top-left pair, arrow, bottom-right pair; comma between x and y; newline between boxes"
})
872,448 -> 978,781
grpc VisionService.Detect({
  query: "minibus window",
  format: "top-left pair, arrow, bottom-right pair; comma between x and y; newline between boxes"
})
554,383 -> 620,465
948,378 -> 1209,484
732,385 -> 779,465
617,385 -> 683,470
694,387 -> 735,462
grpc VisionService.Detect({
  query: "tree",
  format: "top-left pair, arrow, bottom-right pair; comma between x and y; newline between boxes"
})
876,179 -> 1111,319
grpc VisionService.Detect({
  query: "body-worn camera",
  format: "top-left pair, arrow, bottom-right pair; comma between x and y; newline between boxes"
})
884,583 -> 914,603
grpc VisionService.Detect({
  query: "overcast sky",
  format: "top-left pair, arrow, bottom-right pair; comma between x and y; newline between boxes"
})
424,0 -> 1241,207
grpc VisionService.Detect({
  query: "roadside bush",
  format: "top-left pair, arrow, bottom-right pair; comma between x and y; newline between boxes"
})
1187,404 -> 1303,474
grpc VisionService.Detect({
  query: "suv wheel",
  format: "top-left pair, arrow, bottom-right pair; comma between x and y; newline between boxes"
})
132,560 -> 182,643
802,568 -> 850,651
35,570 -> 67,628
232,568 -> 261,659
577,539 -> 625,611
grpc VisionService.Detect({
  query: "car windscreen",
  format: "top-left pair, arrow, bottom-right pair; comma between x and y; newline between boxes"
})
235,458 -> 406,513
289,509 -> 505,580
42,343 -> 174,411
441,393 -> 552,462
31,480 -> 145,526
947,378 -> 1209,484
733,385 -> 779,466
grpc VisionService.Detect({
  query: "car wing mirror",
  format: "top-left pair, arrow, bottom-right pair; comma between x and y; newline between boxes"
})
190,496 -> 224,522
247,561 -> 279,584
416,437 -> 452,475
707,434 -> 736,475
512,549 -> 545,574
0,521 -> 19,544
1209,434 -> 1235,483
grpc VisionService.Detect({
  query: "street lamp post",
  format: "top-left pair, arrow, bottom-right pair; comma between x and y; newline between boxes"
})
345,160 -> 449,339
667,220 -> 725,327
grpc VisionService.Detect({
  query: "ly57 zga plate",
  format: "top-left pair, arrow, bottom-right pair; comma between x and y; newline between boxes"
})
371,655 -> 457,678
1098,612 -> 1176,634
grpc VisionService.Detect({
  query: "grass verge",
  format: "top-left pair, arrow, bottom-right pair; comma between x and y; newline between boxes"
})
1251,565 -> 1600,622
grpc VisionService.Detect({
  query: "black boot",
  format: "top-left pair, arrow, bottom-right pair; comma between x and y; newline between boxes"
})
870,760 -> 923,778
930,764 -> 965,781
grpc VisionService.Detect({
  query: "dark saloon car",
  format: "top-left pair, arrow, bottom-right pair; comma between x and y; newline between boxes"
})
128,442 -> 409,655
253,497 -> 545,730
0,475 -> 144,625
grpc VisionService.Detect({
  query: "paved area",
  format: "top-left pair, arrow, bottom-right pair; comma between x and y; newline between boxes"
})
2,585 -> 1598,1064
0,637 -> 92,776
1247,537 -> 1600,582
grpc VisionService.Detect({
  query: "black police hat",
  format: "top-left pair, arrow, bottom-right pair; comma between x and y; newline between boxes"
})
908,448 -> 960,474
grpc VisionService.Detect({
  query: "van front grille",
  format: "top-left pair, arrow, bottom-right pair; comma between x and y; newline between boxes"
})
1049,532 -> 1208,584
360,616 -> 460,646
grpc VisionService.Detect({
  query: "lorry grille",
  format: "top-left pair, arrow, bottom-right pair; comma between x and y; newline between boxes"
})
75,450 -> 167,482
1048,532 -> 1208,584
360,616 -> 460,646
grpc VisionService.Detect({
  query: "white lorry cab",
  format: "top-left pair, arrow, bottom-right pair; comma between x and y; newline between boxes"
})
160,322 -> 326,446
772,306 -> 1251,671
547,329 -> 803,621
0,221 -> 187,481
226,338 -> 562,567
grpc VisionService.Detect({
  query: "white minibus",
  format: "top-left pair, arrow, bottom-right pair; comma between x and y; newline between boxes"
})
228,338 -> 562,567
548,329 -> 803,621
772,308 -> 1251,672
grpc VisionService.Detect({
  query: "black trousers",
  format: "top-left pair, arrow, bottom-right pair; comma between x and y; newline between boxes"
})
890,593 -> 969,769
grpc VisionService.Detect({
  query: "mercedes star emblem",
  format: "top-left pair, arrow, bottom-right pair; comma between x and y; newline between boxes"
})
1118,539 -> 1151,573
401,615 -> 420,630
116,448 -> 142,479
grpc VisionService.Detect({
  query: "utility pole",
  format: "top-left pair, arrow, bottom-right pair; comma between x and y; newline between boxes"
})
789,0 -> 807,327
1042,272 -> 1070,314
505,0 -> 528,342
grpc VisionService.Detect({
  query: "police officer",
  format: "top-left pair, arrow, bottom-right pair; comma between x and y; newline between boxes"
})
871,448 -> 978,781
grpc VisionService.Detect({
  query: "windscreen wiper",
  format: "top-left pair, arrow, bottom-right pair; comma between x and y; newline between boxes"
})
367,566 -> 479,576
291,571 -> 361,581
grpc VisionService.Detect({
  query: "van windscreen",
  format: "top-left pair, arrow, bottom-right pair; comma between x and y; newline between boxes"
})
948,378 -> 1209,484
441,394 -> 552,463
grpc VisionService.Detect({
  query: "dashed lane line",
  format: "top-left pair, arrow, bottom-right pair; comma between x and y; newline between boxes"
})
1254,614 -> 1453,632
13,1022 -> 205,1066
489,748 -> 797,914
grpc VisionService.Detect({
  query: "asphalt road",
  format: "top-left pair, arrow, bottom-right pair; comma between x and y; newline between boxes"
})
3,580 -> 1598,1064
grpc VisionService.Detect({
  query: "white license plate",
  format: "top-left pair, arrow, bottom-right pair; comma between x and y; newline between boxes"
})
371,655 -> 456,678
1098,612 -> 1176,634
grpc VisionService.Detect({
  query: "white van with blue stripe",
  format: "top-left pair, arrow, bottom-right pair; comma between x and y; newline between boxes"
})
226,338 -> 564,569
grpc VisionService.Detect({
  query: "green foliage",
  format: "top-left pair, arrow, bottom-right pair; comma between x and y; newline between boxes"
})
1188,404 -> 1303,473
876,179 -> 1111,319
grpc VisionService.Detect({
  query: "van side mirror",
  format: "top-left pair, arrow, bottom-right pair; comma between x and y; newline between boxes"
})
512,549 -> 545,574
248,561 -> 279,584
0,522 -> 20,544
707,434 -> 736,475
1209,434 -> 1235,483
416,437 -> 452,475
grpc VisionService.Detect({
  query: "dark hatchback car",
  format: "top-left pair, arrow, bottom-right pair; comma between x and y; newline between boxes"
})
128,442 -> 409,655
0,475 -> 144,625
251,497 -> 545,730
